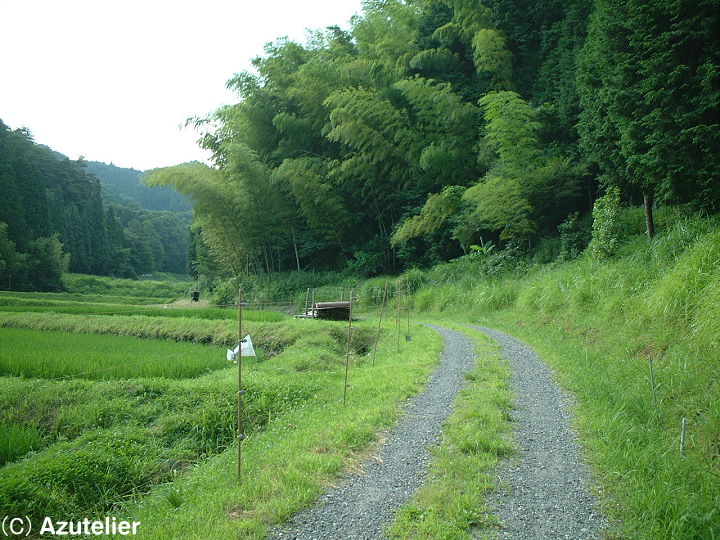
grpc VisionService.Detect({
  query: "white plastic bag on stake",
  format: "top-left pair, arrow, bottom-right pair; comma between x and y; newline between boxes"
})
227,335 -> 256,362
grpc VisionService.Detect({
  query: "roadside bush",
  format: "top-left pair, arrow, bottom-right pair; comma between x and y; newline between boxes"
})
588,187 -> 622,259
557,212 -> 591,261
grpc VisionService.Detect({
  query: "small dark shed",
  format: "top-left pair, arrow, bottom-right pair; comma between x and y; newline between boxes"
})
312,301 -> 350,320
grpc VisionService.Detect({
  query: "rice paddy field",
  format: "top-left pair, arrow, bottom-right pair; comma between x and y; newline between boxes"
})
0,274 -> 445,538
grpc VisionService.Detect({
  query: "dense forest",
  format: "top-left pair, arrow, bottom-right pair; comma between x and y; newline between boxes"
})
0,122 -> 190,290
85,161 -> 191,213
146,0 -> 718,281
2,0 -> 718,290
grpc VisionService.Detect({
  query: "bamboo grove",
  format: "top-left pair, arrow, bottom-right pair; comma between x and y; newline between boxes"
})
143,0 -> 718,278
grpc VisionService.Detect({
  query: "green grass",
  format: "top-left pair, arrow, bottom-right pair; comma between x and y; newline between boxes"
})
4,210 -> 715,538
0,424 -> 42,466
63,273 -> 193,298
0,299 -> 286,322
0,328 -> 231,379
0,369 -> 317,518
387,326 -> 512,539
0,312 -> 311,353
0,291 -> 167,305
100,318 -> 442,539
409,216 -> 720,539
0,315 -> 442,536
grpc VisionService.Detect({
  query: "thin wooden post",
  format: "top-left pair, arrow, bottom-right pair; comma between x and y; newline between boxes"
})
406,282 -> 411,341
680,417 -> 687,454
311,289 -> 316,318
237,288 -> 244,482
343,289 -> 354,406
395,279 -> 401,352
649,358 -> 657,407
372,282 -> 389,366
291,224 -> 301,271
304,288 -> 310,316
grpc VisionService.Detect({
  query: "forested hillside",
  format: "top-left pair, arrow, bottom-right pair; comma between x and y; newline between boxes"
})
146,0 -> 718,282
85,161 -> 191,212
0,122 -> 189,289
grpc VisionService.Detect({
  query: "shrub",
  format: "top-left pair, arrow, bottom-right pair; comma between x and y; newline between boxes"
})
588,187 -> 623,259
557,212 -> 591,261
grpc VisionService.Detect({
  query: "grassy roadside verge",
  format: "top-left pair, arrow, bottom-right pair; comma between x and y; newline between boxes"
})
474,313 -> 719,540
111,319 -> 442,539
409,221 -> 720,539
387,325 -> 512,539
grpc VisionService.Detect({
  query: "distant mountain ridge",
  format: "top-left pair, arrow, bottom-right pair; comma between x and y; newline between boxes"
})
85,161 -> 192,213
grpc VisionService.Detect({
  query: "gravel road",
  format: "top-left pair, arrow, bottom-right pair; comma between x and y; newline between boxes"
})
269,324 -> 476,540
465,325 -> 607,540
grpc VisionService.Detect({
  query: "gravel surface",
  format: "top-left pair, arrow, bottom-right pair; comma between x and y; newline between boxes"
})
269,324 -> 476,540
465,325 -> 607,540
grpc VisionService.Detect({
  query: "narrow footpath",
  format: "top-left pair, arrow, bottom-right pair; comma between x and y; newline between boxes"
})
270,324 -> 475,539
466,325 -> 607,540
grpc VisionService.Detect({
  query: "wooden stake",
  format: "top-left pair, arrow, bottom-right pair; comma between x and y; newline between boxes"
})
372,282 -> 389,366
343,289 -> 354,406
395,279 -> 401,352
237,288 -> 244,482
405,282 -> 411,341
304,287 -> 310,316
680,417 -> 687,454
311,289 -> 316,318
649,358 -> 657,407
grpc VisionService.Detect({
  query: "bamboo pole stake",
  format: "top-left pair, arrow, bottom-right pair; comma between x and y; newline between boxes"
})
343,289 -> 354,406
304,287 -> 310,316
372,282 -> 389,367
649,357 -> 657,407
237,288 -> 244,482
680,417 -> 687,454
395,279 -> 401,352
405,281 -> 411,341
311,289 -> 316,318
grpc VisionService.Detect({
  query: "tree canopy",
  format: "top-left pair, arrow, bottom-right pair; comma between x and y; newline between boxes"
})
5,0 -> 718,287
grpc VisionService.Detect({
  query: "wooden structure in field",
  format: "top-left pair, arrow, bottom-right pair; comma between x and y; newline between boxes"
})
307,301 -> 351,320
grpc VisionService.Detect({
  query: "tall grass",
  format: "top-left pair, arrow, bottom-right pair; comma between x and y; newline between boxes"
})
0,424 -> 42,466
411,215 -> 720,539
0,312 -> 370,360
0,369 -> 317,517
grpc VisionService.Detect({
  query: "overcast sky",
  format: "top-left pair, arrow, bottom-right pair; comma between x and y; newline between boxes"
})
0,0 -> 364,170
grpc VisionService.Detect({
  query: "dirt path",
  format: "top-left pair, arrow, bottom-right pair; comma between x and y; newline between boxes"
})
270,324 -> 476,540
465,325 -> 607,539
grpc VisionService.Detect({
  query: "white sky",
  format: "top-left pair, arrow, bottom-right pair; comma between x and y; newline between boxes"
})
0,0 -> 364,171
